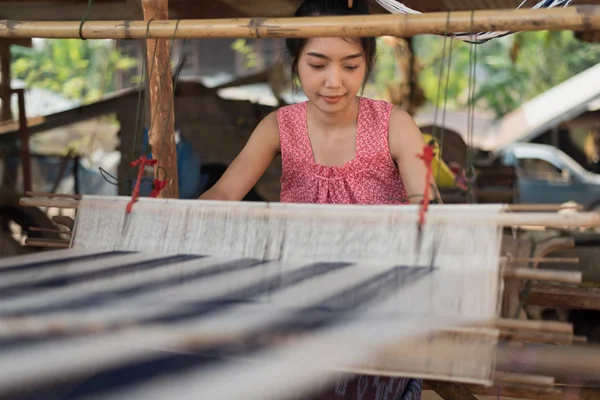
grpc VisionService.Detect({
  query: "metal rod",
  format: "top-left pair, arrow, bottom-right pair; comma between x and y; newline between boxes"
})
1,6 -> 599,40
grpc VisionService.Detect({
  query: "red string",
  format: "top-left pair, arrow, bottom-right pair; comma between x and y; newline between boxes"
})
150,179 -> 167,198
126,155 -> 158,214
417,141 -> 436,226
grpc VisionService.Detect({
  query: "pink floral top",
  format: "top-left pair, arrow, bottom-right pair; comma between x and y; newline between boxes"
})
278,97 -> 409,205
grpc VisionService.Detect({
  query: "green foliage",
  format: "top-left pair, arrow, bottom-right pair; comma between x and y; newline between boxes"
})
366,38 -> 398,98
10,39 -> 137,104
413,31 -> 600,117
230,39 -> 259,69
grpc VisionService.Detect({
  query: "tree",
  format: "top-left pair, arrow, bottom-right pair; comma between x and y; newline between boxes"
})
10,39 -> 137,104
413,31 -> 600,117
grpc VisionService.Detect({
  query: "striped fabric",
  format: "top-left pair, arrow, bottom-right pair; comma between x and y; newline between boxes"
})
0,249 -> 443,400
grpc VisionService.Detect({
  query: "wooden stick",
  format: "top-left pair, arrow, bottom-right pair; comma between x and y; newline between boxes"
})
503,268 -> 582,284
504,257 -> 579,264
506,204 -> 583,212
141,0 -> 178,199
19,197 -> 79,209
493,371 -> 555,388
495,343 -> 600,380
490,319 -> 572,335
28,227 -> 70,235
1,6 -> 599,40
24,238 -> 70,248
25,191 -> 81,199
499,329 -> 585,346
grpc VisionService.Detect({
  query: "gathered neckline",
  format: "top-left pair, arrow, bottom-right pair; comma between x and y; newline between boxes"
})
301,97 -> 364,170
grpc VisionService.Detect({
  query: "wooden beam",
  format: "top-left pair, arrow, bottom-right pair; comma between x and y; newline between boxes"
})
426,381 -> 478,400
141,0 -> 178,199
2,6 -> 600,39
526,283 -> 600,311
14,88 -> 32,193
0,41 -> 11,122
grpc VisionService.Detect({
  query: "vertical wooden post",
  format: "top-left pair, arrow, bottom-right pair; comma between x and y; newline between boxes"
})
0,41 -> 12,122
141,0 -> 178,199
15,89 -> 32,194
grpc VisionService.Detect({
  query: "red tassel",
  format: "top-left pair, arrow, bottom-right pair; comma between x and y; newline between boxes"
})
150,179 -> 167,198
417,141 -> 436,226
126,155 -> 158,214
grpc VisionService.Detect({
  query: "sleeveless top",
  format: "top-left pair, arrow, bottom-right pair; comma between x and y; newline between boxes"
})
277,97 -> 422,400
278,97 -> 409,205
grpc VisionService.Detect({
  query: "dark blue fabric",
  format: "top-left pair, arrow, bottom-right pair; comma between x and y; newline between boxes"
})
137,127 -> 206,199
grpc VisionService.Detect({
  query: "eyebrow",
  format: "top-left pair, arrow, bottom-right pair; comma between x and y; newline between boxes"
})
306,52 -> 363,61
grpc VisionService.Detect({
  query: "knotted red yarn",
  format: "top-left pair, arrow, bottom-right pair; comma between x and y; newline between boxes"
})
126,155 -> 158,214
150,179 -> 167,198
417,141 -> 436,226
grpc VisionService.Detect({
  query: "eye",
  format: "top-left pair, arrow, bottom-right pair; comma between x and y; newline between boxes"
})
344,66 -> 359,71
309,64 -> 325,69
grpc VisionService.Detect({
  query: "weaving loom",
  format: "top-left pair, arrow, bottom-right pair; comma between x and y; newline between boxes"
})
4,195 -> 600,399
3,0 -> 600,398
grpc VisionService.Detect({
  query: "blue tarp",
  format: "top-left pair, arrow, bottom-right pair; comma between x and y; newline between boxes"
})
8,127 -> 206,199
137,127 -> 206,199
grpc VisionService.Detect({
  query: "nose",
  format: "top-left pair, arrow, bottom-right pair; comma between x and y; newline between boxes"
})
325,66 -> 342,88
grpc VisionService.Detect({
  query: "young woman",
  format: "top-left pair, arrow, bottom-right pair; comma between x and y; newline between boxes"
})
201,0 -> 433,398
199,0 -> 437,207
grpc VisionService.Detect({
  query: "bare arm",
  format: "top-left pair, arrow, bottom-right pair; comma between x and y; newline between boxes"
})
199,111 -> 280,201
388,107 -> 442,204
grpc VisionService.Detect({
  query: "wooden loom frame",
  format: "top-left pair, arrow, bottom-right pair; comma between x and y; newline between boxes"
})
5,2 -> 600,399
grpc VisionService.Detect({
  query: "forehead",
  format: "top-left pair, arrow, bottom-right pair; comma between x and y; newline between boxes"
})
301,37 -> 364,58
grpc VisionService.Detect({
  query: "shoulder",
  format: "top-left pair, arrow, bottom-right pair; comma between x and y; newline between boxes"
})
276,102 -> 307,142
389,105 -> 419,130
388,105 -> 425,161
277,101 -> 307,121
359,97 -> 393,118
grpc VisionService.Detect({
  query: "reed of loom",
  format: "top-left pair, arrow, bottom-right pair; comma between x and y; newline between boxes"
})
0,6 -> 599,40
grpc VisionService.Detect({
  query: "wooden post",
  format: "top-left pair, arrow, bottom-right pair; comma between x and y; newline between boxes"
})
14,89 -> 32,194
0,41 -> 11,122
141,0 -> 178,199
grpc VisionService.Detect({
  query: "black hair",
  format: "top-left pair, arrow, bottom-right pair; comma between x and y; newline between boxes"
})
285,0 -> 377,89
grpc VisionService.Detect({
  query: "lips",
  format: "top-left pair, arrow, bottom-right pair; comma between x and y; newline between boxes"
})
321,94 -> 345,104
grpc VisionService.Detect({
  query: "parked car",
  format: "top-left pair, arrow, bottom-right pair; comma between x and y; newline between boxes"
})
496,143 -> 600,211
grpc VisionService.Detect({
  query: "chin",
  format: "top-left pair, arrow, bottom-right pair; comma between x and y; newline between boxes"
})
316,95 -> 354,111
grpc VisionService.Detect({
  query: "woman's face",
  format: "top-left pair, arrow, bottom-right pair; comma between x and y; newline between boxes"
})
297,37 -> 366,113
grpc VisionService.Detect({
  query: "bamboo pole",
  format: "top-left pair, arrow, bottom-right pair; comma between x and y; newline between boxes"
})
141,0 -> 178,199
503,268 -> 582,284
17,196 -> 600,228
18,193 -> 585,214
1,6 -> 599,40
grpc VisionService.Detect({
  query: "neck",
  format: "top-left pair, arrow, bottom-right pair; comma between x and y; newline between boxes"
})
307,97 -> 359,132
